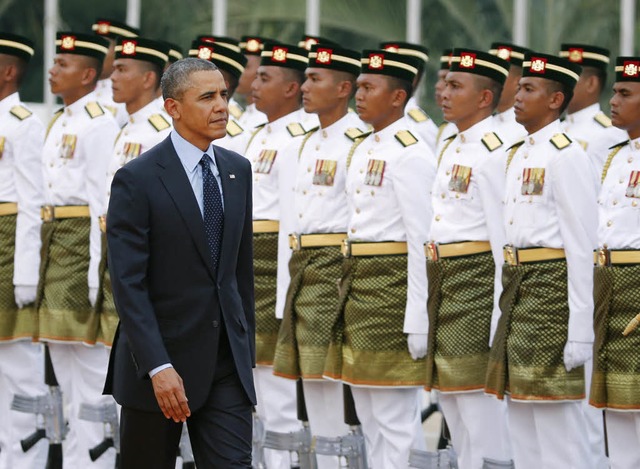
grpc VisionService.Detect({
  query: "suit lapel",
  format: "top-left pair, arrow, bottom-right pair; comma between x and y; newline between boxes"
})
156,138 -> 216,281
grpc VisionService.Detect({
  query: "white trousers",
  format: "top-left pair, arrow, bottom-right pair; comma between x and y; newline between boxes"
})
303,379 -> 350,469
0,341 -> 48,469
582,359 -> 609,469
439,392 -> 512,469
507,398 -> 594,469
351,387 -> 425,469
605,410 -> 640,469
47,342 -> 115,469
253,365 -> 300,469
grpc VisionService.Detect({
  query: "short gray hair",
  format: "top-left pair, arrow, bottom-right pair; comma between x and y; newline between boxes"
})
161,58 -> 219,100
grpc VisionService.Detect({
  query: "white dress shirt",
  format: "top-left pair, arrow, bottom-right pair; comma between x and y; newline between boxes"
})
42,91 -> 119,289
346,117 -> 436,333
503,120 -> 597,343
0,92 -> 45,287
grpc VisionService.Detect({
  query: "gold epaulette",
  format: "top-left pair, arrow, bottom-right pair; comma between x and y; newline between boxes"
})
601,140 -> 630,183
550,133 -> 572,150
10,105 -> 32,120
408,108 -> 429,123
228,102 -> 244,120
85,102 -> 105,119
287,122 -> 307,137
395,130 -> 418,147
148,113 -> 171,131
226,120 -> 244,137
505,140 -> 525,173
481,132 -> 503,152
594,112 -> 612,128
345,127 -> 370,141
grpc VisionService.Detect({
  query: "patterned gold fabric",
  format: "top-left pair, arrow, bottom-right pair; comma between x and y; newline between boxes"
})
425,252 -> 494,391
254,232 -> 281,365
0,215 -> 37,340
96,232 -> 118,346
273,246 -> 343,379
37,218 -> 99,343
325,254 -> 426,386
486,260 -> 585,401
591,265 -> 640,409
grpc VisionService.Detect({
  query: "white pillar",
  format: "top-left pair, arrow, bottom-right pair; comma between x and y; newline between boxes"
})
126,0 -> 141,28
43,0 -> 58,115
213,0 -> 227,35
406,0 -> 421,43
620,0 -> 636,55
513,0 -> 528,46
306,0 -> 320,35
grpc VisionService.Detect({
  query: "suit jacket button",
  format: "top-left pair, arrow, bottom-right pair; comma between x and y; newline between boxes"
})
212,320 -> 219,328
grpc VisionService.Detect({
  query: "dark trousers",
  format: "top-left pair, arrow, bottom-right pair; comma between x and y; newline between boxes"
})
119,324 -> 252,468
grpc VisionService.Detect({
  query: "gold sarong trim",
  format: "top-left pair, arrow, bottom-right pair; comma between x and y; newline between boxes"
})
40,205 -> 90,222
425,240 -> 491,260
503,245 -> 565,265
0,202 -> 18,216
253,219 -> 279,233
288,232 -> 346,250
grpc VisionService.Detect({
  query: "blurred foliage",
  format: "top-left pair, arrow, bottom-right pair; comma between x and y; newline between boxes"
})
0,0 -> 631,117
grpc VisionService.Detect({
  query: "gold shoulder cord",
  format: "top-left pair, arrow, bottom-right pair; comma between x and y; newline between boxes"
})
436,136 -> 456,168
45,110 -> 64,139
346,137 -> 367,169
243,124 -> 267,154
505,142 -> 524,173
297,128 -> 319,161
435,122 -> 447,143
601,145 -> 626,184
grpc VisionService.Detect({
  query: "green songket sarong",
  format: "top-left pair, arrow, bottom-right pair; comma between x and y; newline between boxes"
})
95,231 -> 118,346
425,251 -> 494,392
254,232 -> 281,365
0,214 -> 37,340
273,246 -> 343,380
325,253 -> 426,386
486,259 -> 585,401
37,217 -> 100,343
590,264 -> 640,410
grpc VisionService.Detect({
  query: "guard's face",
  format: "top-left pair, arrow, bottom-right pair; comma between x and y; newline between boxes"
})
610,81 -> 640,132
48,54 -> 89,98
166,69 -> 228,150
513,76 -> 554,130
498,66 -> 521,110
355,74 -> 395,128
110,58 -> 148,105
236,55 -> 260,97
301,67 -> 341,115
251,65 -> 288,117
441,71 -> 480,127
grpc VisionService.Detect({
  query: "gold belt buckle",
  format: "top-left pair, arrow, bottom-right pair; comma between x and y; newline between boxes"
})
289,233 -> 301,251
425,242 -> 439,261
596,247 -> 610,267
341,238 -> 352,258
504,245 -> 518,266
41,205 -> 54,222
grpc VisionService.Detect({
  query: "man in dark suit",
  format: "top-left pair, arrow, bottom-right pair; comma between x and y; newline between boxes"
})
104,57 -> 256,468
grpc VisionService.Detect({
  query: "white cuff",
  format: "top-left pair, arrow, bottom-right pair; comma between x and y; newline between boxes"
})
149,363 -> 173,378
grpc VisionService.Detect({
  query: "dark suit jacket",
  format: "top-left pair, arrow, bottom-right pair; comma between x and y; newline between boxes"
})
104,135 -> 256,412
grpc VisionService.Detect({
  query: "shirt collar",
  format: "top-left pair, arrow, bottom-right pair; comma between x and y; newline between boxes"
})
64,90 -> 99,115
565,102 -> 600,124
525,119 -> 563,147
170,129 -> 215,173
457,115 -> 495,143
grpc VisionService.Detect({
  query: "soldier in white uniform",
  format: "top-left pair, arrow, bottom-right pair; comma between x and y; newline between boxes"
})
560,43 -> 627,175
325,49 -> 436,468
488,42 -> 529,148
485,52 -> 597,469
91,18 -> 139,127
0,32 -> 48,469
155,41 -> 183,111
246,42 -> 311,469
381,41 -> 439,151
97,38 -> 172,347
435,49 -> 457,154
236,36 -> 270,130
590,55 -> 640,469
427,48 -> 513,469
39,32 -> 120,468
271,43 -> 365,469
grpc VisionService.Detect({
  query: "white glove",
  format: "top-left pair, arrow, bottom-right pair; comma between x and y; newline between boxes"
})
563,341 -> 593,372
14,285 -> 37,309
89,287 -> 98,308
407,333 -> 428,360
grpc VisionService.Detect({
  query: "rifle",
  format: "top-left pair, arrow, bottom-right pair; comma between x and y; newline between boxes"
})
78,402 -> 119,467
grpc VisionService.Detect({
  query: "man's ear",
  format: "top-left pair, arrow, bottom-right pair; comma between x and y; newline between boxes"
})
283,80 -> 301,99
548,89 -> 565,111
164,98 -> 181,120
390,88 -> 408,109
81,67 -> 97,86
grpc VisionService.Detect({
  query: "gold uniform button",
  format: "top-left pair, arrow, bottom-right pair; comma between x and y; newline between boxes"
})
261,139 -> 266,144
509,219 -> 513,225
351,228 -> 356,233
460,134 -> 466,143
303,190 -> 307,195
355,208 -> 361,214
607,220 -> 613,227
620,178 -> 625,184
299,214 -> 303,218
307,167 -> 312,173
370,190 -> 375,196
446,170 -> 451,176
368,149 -> 373,155
629,157 -> 634,163
455,194 -> 460,199
322,130 -> 327,138
613,200 -> 618,205
356,189 -> 360,194
633,201 -> 638,207
360,169 -> 364,174
441,193 -> 445,199
315,145 -> 320,151
374,135 -> 380,142
435,215 -> 441,221
529,137 -> 535,145
455,147 -> 461,153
